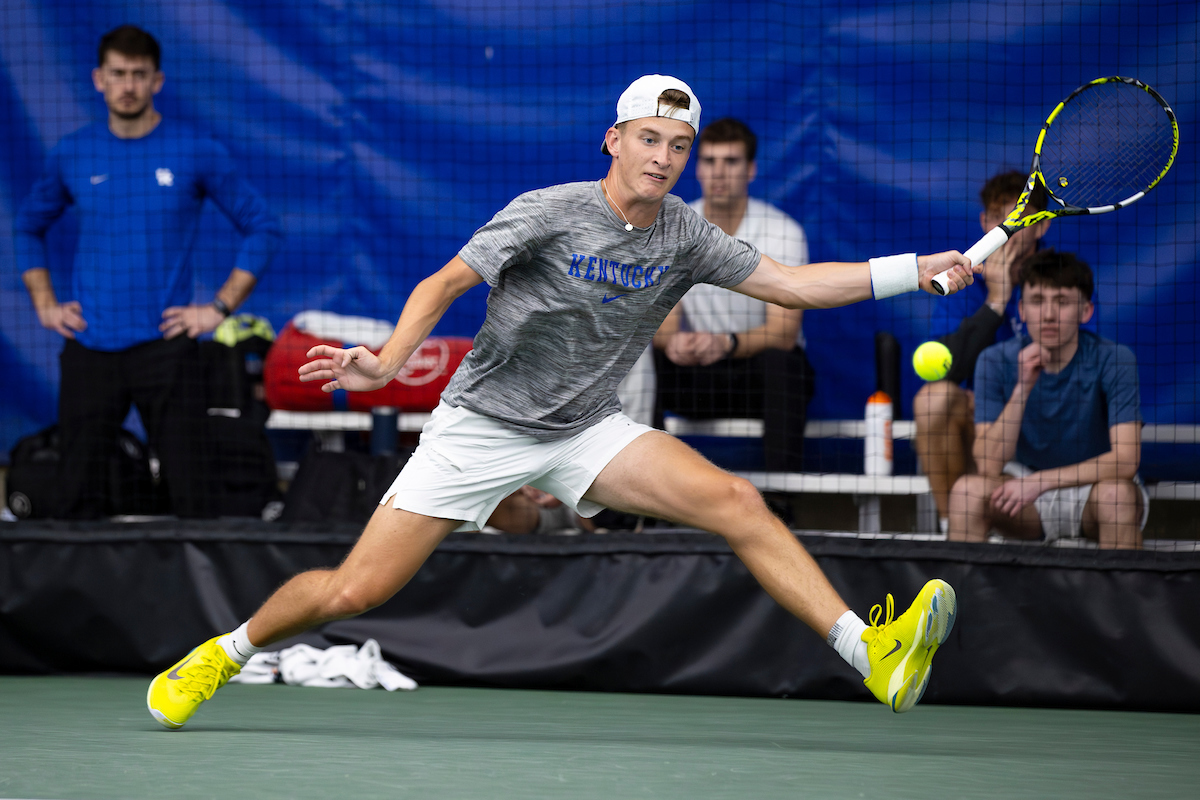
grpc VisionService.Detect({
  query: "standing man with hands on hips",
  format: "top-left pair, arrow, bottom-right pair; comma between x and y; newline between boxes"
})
15,25 -> 282,518
149,74 -> 974,728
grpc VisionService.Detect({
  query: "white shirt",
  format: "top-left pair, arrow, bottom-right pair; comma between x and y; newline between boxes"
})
684,197 -> 809,347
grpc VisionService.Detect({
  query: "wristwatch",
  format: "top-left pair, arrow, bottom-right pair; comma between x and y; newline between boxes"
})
212,297 -> 233,317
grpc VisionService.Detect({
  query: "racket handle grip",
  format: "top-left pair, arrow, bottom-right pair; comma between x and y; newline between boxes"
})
931,227 -> 1012,295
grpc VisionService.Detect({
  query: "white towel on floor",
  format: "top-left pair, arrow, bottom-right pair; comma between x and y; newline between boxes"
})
229,650 -> 281,684
228,639 -> 417,691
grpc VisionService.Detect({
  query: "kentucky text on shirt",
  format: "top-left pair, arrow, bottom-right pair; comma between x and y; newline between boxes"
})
569,254 -> 671,289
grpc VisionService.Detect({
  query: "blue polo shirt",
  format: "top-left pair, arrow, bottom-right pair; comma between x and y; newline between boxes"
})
14,119 -> 281,351
974,330 -> 1142,470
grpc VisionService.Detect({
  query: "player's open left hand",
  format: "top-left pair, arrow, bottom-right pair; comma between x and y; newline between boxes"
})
918,251 -> 974,295
299,344 -> 391,393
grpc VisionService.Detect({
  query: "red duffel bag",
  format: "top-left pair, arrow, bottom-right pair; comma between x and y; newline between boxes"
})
264,311 -> 472,412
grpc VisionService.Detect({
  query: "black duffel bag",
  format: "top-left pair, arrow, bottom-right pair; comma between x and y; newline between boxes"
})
280,441 -> 412,524
6,424 -> 165,519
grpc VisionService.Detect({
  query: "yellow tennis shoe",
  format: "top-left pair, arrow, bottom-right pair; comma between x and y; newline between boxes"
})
862,578 -> 956,713
147,636 -> 241,730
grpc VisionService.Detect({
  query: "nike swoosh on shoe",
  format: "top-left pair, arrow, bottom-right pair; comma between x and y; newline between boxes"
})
167,655 -> 195,680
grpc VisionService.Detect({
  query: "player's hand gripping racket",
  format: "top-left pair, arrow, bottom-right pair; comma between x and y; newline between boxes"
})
932,75 -> 1179,295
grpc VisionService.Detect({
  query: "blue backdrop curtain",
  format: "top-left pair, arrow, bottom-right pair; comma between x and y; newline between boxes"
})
2,0 -> 1196,458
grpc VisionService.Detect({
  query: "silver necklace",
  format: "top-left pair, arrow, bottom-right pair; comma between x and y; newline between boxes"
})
601,179 -> 635,231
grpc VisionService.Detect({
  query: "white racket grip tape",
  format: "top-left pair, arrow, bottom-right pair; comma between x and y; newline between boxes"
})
932,226 -> 1011,295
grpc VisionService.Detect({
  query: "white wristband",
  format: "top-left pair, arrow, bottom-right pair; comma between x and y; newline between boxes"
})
869,253 -> 919,299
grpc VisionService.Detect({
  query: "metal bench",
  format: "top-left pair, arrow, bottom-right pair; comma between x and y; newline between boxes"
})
267,410 -> 1196,533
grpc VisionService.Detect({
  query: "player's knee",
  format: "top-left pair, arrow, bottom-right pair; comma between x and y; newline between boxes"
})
708,476 -> 773,536
326,581 -> 387,619
728,475 -> 766,513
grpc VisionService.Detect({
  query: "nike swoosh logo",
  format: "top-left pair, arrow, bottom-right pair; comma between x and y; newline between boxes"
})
602,293 -> 629,304
167,654 -> 195,680
90,174 -> 109,185
884,639 -> 903,659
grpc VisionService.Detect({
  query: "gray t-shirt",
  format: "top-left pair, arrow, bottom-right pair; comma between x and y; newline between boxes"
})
447,180 -> 761,440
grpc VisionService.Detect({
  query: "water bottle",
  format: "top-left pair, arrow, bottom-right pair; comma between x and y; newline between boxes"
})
370,406 -> 399,456
864,391 -> 893,476
861,391 -> 893,533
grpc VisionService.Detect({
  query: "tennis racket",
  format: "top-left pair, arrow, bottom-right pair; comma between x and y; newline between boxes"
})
932,75 -> 1179,295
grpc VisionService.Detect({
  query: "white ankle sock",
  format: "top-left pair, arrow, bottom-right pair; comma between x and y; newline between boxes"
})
828,610 -> 871,678
217,621 -> 262,666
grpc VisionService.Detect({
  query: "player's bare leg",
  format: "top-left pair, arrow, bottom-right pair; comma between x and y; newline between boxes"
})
248,506 -> 462,645
947,474 -> 1042,542
148,505 -> 459,729
1082,479 -> 1144,550
913,380 -> 975,522
586,430 -> 956,712
585,430 -> 849,635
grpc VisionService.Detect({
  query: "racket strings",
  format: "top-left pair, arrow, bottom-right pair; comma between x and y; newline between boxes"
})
1039,82 -> 1175,209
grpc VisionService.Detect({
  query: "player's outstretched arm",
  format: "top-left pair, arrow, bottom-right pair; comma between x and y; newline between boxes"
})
298,256 -> 485,393
731,251 -> 974,310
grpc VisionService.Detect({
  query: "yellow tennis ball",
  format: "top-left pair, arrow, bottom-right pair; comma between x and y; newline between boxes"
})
913,341 -> 952,382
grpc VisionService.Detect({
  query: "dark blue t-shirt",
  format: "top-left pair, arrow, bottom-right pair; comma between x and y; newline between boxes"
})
974,330 -> 1142,470
14,119 -> 281,351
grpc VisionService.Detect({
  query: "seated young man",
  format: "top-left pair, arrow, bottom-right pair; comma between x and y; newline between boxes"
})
913,170 -> 1050,532
948,250 -> 1147,549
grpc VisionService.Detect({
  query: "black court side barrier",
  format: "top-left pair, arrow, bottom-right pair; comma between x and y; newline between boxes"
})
1,522 -> 1198,712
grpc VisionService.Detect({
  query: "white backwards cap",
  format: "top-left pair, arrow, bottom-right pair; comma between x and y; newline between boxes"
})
602,74 -> 701,155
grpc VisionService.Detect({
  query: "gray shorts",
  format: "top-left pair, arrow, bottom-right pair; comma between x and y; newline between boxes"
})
1003,462 -> 1150,542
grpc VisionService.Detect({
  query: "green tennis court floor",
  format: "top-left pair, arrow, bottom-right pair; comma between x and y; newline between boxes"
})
1,677 -> 1196,799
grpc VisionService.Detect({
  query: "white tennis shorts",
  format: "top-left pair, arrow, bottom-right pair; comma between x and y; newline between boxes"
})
1003,462 -> 1150,542
380,401 -> 655,531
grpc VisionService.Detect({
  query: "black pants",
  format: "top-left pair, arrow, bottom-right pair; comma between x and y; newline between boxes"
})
58,337 -> 214,518
654,347 -> 815,472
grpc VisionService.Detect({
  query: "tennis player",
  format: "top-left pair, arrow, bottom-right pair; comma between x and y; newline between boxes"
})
149,75 -> 973,725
